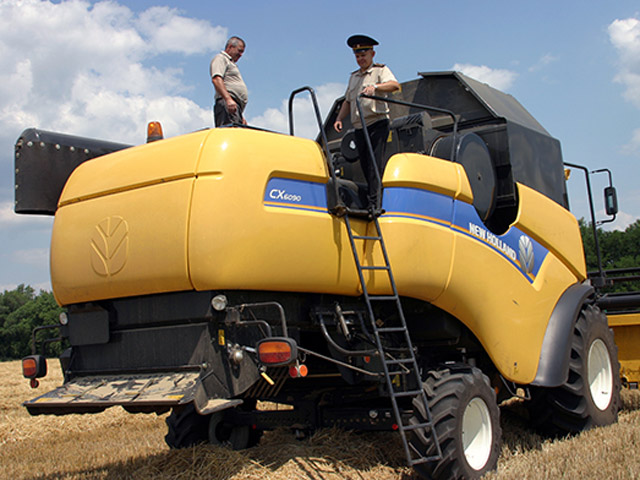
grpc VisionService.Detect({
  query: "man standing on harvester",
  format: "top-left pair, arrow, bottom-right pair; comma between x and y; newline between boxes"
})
333,34 -> 400,213
210,36 -> 248,127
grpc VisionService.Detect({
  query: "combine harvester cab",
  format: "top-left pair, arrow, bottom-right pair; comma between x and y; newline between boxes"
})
16,72 -> 621,479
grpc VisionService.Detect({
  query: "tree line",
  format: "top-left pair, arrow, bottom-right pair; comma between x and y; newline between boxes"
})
1,219 -> 639,360
0,285 -> 64,360
580,218 -> 640,292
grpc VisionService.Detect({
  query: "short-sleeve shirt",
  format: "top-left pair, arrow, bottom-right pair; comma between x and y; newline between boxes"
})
210,51 -> 249,108
345,63 -> 397,127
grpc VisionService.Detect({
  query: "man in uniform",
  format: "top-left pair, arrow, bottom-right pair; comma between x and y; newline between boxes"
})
210,36 -> 248,127
333,34 -> 400,213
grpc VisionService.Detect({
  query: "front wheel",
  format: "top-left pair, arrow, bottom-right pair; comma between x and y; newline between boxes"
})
528,304 -> 621,436
409,366 -> 502,480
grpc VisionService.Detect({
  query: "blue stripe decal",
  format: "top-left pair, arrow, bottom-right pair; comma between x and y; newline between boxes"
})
263,180 -> 549,282
383,186 -> 454,226
382,186 -> 548,283
452,201 -> 548,281
264,177 -> 327,212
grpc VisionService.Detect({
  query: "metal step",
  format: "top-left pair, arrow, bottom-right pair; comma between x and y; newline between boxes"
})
376,326 -> 407,333
368,295 -> 398,301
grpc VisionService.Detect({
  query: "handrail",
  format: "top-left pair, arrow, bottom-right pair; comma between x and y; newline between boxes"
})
288,86 -> 343,214
564,162 -> 605,287
354,93 -> 459,210
287,86 -> 332,159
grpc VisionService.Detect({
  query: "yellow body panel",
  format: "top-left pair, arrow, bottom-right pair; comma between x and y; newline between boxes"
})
52,180 -> 194,304
58,130 -> 206,206
514,184 -> 587,280
379,154 -> 469,301
383,153 -> 474,203
189,130 -> 362,295
608,313 -> 640,384
51,128 -> 585,383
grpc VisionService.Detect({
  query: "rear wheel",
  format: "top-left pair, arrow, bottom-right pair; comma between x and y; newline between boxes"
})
208,411 -> 252,450
165,404 -> 209,448
528,304 -> 620,435
410,366 -> 501,480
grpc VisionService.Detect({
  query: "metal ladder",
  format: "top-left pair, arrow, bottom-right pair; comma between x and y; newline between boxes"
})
343,214 -> 442,466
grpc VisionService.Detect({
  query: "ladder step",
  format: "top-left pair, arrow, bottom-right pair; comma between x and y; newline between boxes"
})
400,422 -> 434,433
361,265 -> 390,271
408,441 -> 443,464
368,295 -> 398,301
352,235 -> 382,241
387,370 -> 410,376
409,454 -> 442,466
392,389 -> 423,398
385,358 -> 414,366
376,326 -> 406,333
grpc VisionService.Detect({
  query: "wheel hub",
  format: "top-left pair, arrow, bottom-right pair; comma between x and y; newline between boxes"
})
588,338 -> 613,411
462,397 -> 493,471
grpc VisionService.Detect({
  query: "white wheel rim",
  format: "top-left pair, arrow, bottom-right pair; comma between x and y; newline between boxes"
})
588,338 -> 613,411
462,397 -> 493,471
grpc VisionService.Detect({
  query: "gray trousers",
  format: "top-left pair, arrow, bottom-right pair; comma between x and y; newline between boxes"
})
214,97 -> 244,127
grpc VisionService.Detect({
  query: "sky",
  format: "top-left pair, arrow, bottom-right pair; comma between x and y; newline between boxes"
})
1,0 -> 640,292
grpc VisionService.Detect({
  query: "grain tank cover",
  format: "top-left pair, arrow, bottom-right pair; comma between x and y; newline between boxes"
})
415,72 -> 549,135
407,72 -> 567,207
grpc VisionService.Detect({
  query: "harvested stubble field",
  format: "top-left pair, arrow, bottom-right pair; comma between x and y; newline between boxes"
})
1,360 -> 639,480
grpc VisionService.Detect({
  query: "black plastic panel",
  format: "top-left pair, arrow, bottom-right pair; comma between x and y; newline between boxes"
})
14,128 -> 131,215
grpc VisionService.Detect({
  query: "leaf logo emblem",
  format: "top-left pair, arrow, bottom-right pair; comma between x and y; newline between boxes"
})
518,235 -> 535,275
91,216 -> 129,277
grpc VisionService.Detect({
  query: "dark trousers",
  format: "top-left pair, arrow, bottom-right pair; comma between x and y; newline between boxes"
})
354,119 -> 390,209
214,97 -> 244,127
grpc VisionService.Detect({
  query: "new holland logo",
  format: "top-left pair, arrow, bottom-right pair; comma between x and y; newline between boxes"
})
518,235 -> 535,275
91,216 -> 129,277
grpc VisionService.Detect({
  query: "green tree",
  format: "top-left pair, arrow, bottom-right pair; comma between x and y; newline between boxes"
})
0,285 -> 64,360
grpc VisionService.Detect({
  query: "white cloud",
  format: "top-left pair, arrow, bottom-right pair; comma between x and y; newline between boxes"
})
609,17 -> 640,156
451,63 -> 517,91
137,6 -> 226,55
0,201 -> 53,228
621,127 -> 640,155
529,53 -> 559,72
250,82 -> 345,139
0,0 -> 225,148
609,17 -> 640,108
607,210 -> 637,232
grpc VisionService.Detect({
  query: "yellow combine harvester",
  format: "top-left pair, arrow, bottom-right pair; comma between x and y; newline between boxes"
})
15,72 -> 623,479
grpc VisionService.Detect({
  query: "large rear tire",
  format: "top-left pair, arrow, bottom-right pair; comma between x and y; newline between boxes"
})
528,304 -> 621,436
410,366 -> 501,480
208,410 -> 252,450
165,404 -> 209,448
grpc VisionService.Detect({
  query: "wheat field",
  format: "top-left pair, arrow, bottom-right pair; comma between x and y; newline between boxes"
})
1,360 -> 639,480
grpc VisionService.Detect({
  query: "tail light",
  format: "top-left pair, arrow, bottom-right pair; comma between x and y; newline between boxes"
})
256,338 -> 297,366
22,355 -> 47,387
